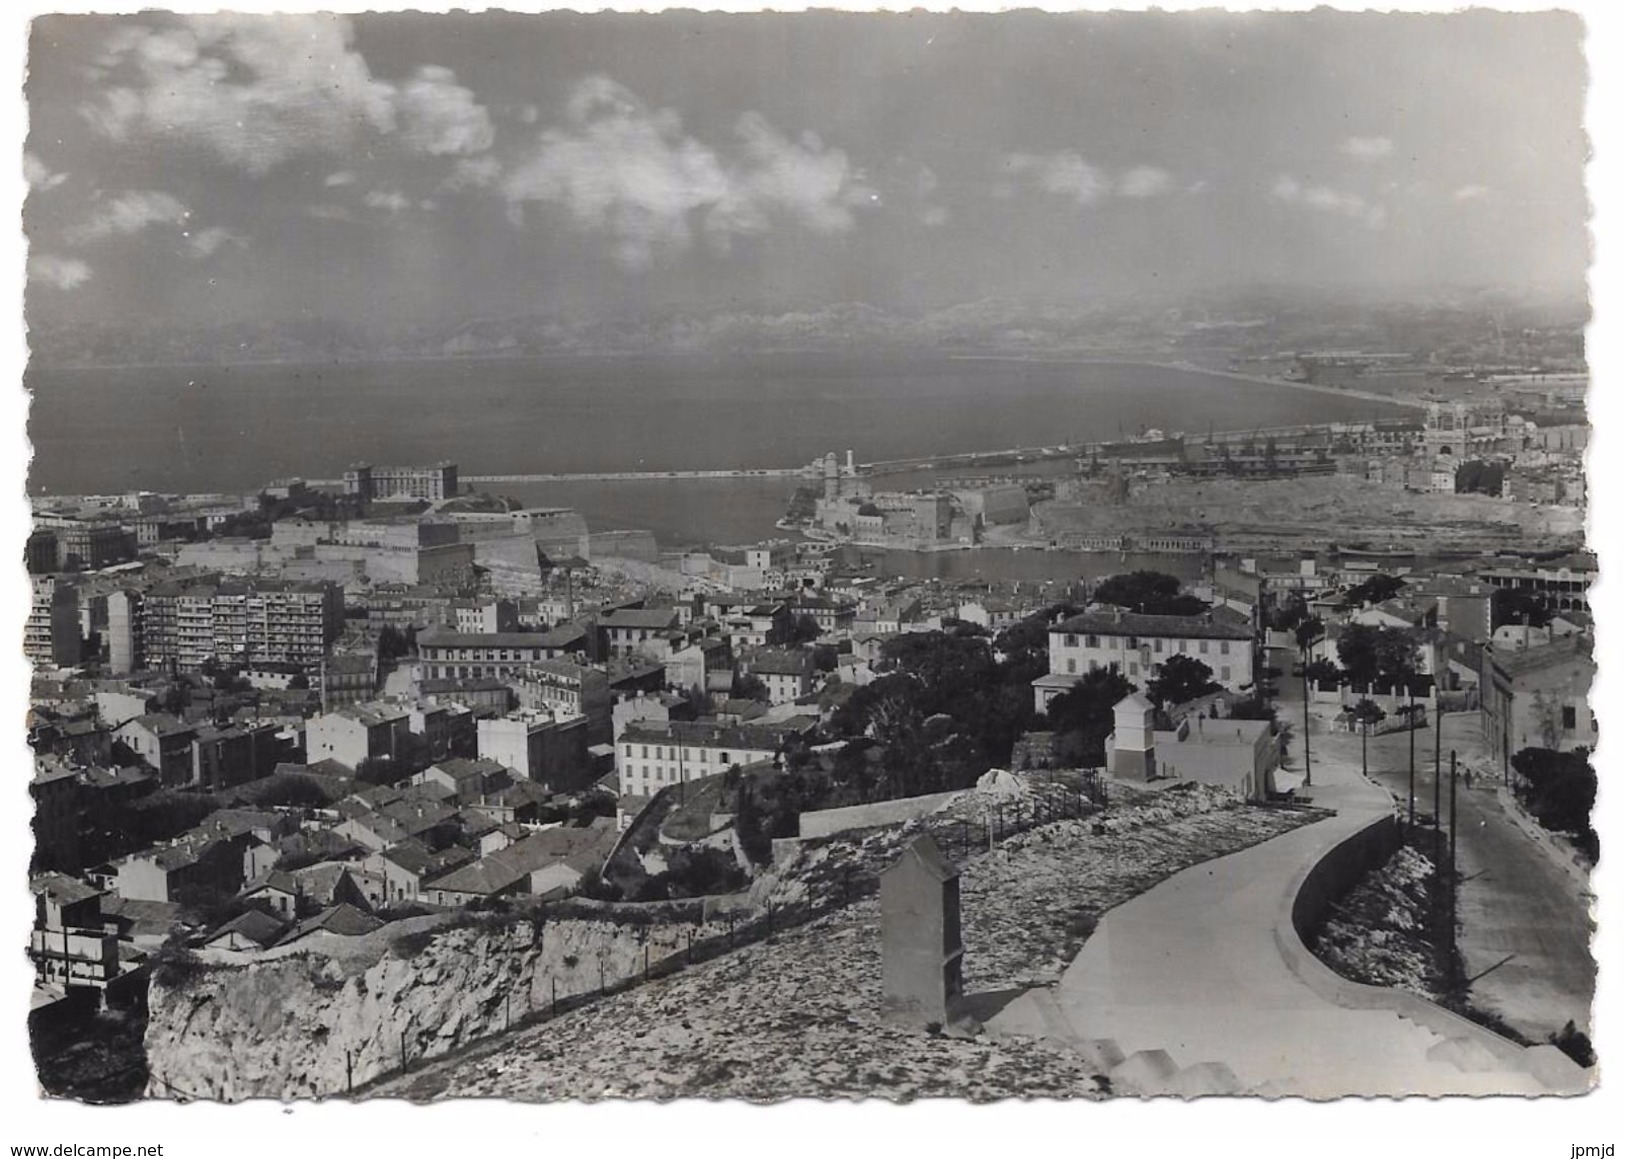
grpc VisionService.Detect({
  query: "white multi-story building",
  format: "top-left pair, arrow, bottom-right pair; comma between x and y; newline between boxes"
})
417,627 -> 586,682
452,598 -> 519,635
140,579 -> 342,672
342,462 -> 459,503
614,719 -> 813,818
26,576 -> 80,669
477,710 -> 591,791
1032,609 -> 1256,712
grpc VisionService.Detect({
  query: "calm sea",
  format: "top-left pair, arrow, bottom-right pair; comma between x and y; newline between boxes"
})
26,352 -> 1410,548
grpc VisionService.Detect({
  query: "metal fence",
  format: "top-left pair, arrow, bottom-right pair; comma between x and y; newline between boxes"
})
344,773 -> 1108,1098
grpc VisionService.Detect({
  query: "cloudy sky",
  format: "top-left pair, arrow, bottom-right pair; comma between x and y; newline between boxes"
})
23,10 -> 1589,336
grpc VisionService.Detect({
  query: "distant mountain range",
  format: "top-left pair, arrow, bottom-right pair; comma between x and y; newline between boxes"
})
25,287 -> 1587,369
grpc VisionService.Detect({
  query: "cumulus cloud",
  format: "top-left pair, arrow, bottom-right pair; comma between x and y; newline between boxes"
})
30,253 -> 93,291
24,153 -> 69,192
1002,151 -> 1108,205
706,112 -> 872,239
186,226 -> 245,258
502,76 -> 873,267
444,156 -> 503,191
1118,165 -> 1173,198
68,190 -> 189,243
1271,175 -> 1386,229
324,171 -> 357,188
1341,135 -> 1394,161
364,189 -> 413,214
82,16 -> 396,174
80,15 -> 492,174
1454,184 -> 1492,202
1003,153 -> 1175,204
396,65 -> 495,157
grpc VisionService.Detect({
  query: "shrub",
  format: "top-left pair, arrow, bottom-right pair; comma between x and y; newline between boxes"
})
389,930 -> 437,960
149,935 -> 210,990
576,874 -> 625,902
1550,1020 -> 1596,1068
641,845 -> 747,900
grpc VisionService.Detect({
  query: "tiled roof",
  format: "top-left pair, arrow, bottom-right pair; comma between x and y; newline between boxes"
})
747,649 -> 811,676
31,872 -> 102,908
619,717 -> 812,750
427,757 -> 509,785
205,908 -> 286,949
273,903 -> 383,946
244,869 -> 300,897
1053,610 -> 1252,641
428,827 -> 610,897
600,608 -> 683,630
124,713 -> 195,737
419,628 -> 582,649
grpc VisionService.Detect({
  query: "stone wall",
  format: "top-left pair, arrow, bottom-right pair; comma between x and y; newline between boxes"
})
797,791 -> 964,840
1288,812 -> 1401,946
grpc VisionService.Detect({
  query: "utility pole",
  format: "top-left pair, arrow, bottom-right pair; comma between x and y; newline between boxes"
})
1302,662 -> 1313,788
1407,680 -> 1416,828
1449,750 -> 1459,876
1433,700 -> 1443,860
1449,749 -> 1460,985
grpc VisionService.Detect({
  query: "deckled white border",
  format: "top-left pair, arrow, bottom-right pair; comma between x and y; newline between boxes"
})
1,3 -> 1617,1155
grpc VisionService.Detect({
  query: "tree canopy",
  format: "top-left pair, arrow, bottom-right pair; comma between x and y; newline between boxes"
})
1348,698 -> 1387,731
1336,624 -> 1421,689
1342,573 -> 1407,608
1145,654 -> 1220,708
1304,658 -> 1341,688
826,626 -> 1050,800
1042,668 -> 1135,767
1510,747 -> 1596,855
771,614 -> 822,647
1455,459 -> 1505,498
1092,571 -> 1208,617
1492,587 -> 1554,630
377,625 -> 416,662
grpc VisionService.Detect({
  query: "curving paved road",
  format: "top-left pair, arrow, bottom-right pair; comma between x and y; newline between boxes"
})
1035,713 -> 1582,1096
1347,710 -> 1596,1042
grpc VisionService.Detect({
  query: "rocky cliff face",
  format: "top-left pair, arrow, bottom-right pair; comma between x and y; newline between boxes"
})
144,913 -> 731,1101
143,778 -> 1132,1102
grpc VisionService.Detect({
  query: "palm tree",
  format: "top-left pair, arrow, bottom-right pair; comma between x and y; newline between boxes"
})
1349,698 -> 1387,779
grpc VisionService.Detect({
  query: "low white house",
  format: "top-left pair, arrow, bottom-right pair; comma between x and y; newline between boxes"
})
1104,693 -> 1279,802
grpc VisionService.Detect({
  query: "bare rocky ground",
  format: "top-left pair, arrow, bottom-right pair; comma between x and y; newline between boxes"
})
1313,843 -> 1448,1001
374,785 -> 1324,1101
1027,474 -> 1582,552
